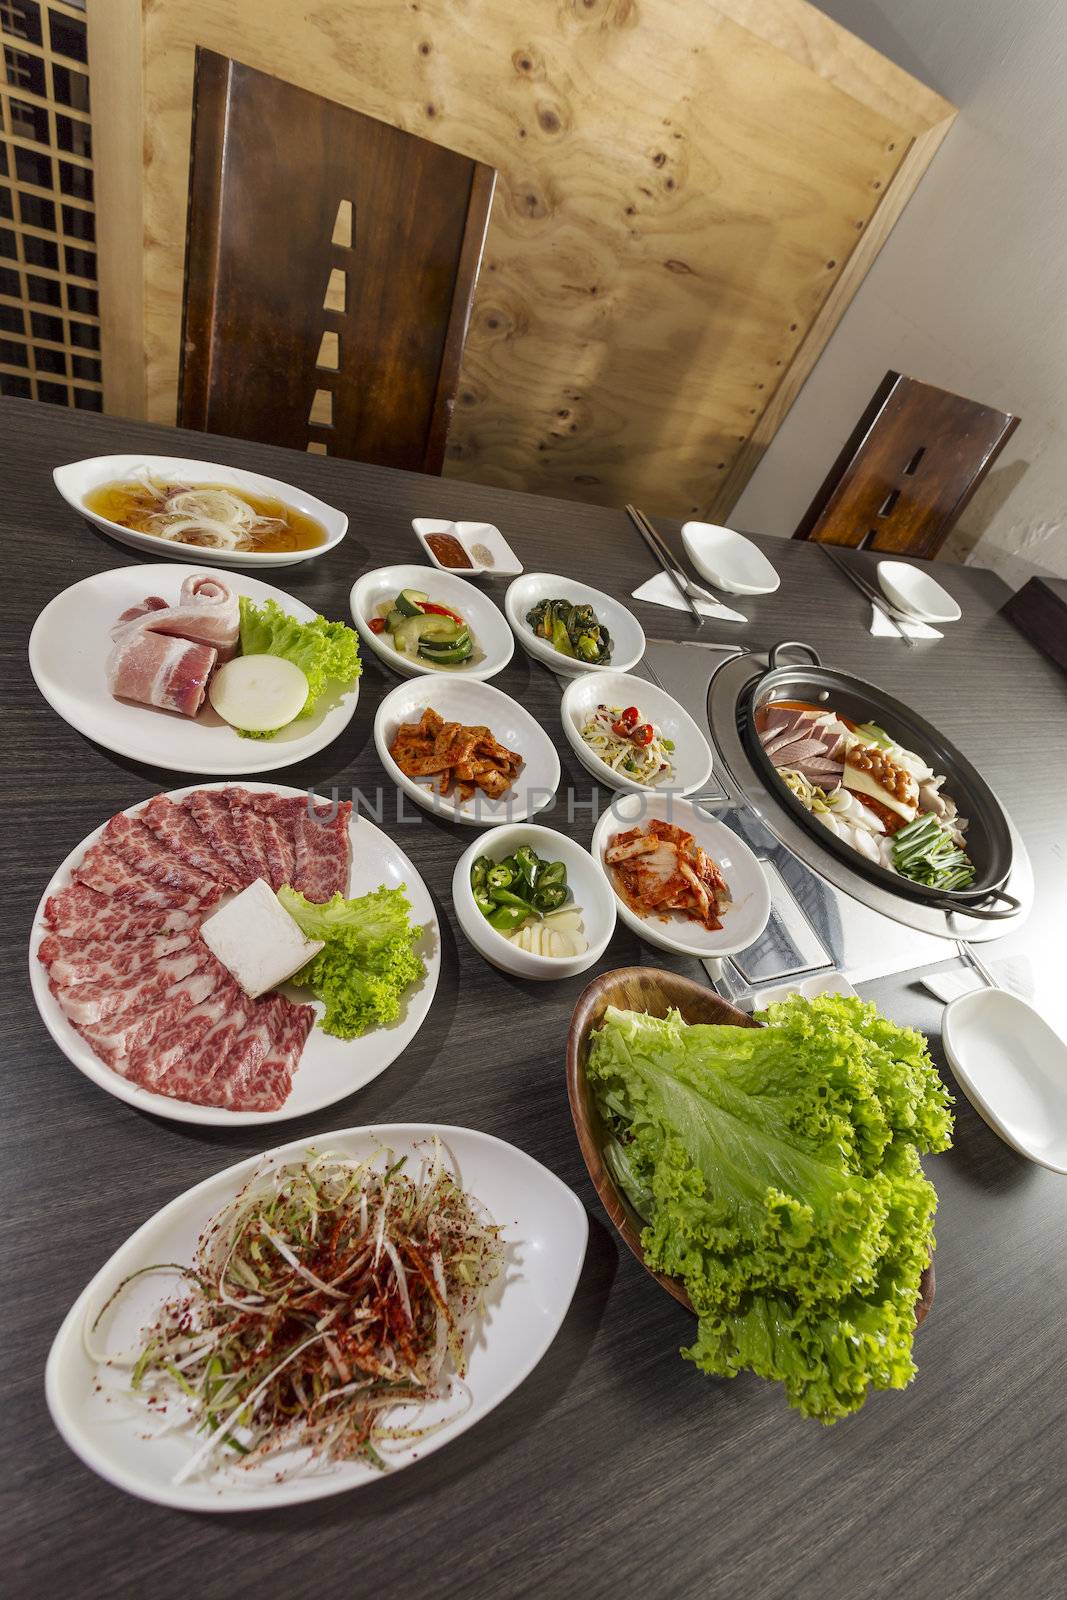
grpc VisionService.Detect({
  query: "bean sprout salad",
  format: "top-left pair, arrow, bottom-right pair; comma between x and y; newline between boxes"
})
580,703 -> 675,786
87,1142 -> 504,1482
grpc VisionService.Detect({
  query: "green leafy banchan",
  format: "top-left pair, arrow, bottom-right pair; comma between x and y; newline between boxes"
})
587,994 -> 953,1423
237,595 -> 361,737
278,885 -> 425,1039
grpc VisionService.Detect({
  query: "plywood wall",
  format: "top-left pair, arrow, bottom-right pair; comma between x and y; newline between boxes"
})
88,0 -> 954,521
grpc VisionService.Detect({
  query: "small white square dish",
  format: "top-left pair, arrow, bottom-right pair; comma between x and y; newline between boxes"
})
412,518 -> 523,578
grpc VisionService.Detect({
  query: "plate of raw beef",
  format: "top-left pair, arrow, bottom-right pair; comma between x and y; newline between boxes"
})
27,564 -> 360,775
29,783 -> 440,1125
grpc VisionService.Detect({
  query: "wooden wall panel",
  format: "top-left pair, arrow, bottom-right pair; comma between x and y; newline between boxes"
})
88,0 -> 955,521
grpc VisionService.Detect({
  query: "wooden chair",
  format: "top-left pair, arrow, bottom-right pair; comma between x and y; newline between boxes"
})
178,50 -> 495,473
792,372 -> 1019,558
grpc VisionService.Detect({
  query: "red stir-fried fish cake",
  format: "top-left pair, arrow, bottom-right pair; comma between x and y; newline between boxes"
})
604,819 -> 730,930
35,787 -> 352,1111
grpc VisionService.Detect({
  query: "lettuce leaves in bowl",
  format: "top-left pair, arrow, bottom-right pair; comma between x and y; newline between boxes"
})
587,994 -> 953,1424
238,596 -> 360,734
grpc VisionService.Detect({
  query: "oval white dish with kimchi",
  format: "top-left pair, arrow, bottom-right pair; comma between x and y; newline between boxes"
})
591,794 -> 771,959
29,783 -> 439,1126
46,1125 -> 588,1510
28,564 -> 361,775
755,700 -> 977,890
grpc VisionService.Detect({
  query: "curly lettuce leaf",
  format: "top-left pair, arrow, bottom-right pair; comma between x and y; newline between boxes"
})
238,596 -> 361,729
587,998 -> 952,1423
278,884 -> 424,1039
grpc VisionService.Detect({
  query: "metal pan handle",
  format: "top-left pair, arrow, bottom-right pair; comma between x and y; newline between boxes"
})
931,885 -> 1022,922
767,640 -> 822,671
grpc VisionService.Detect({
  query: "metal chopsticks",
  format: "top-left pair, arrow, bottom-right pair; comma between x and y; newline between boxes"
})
818,543 -> 916,649
625,503 -> 704,627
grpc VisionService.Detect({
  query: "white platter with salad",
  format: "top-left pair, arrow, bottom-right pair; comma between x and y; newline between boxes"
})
560,670 -> 714,797
54,454 -> 348,568
350,563 -> 513,681
46,1123 -> 588,1509
28,564 -> 361,775
29,782 -> 440,1126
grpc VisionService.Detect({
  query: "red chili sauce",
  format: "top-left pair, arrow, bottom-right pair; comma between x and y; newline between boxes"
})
426,533 -> 473,568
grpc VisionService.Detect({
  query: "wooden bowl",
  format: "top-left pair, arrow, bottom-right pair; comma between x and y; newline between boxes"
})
566,965 -> 934,1325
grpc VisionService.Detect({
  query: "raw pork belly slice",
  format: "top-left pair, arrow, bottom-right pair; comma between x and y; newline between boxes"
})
292,800 -> 352,901
139,795 -> 243,888
39,929 -> 196,988
103,812 -> 224,903
75,843 -> 203,911
118,573 -> 241,663
106,629 -> 218,718
187,789 -> 252,885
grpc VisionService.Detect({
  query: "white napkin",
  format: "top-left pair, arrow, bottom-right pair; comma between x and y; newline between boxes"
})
921,956 -> 1035,1005
632,571 -> 747,623
869,604 -> 942,640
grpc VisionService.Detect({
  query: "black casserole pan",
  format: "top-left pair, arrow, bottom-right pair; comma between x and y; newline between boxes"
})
739,642 -> 1019,921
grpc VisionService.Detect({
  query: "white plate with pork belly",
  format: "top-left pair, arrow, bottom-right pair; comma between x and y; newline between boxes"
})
27,564 -> 360,775
28,783 -> 440,1126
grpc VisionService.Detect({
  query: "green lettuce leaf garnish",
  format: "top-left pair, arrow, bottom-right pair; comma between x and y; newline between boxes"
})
238,595 -> 361,731
587,994 -> 953,1424
277,884 -> 425,1039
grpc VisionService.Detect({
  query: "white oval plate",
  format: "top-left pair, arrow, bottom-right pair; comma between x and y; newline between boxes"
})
680,521 -> 780,596
504,573 -> 645,677
350,563 -> 513,681
28,563 -> 360,775
877,560 -> 962,624
942,988 -> 1067,1173
561,670 -> 713,797
374,676 -> 560,827
46,1122 -> 588,1510
591,793 -> 771,958
28,783 -> 440,1126
54,454 -> 348,568
412,518 -> 524,578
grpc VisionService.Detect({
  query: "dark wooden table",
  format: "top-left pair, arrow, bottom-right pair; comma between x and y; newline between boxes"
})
2,397 -> 1064,1599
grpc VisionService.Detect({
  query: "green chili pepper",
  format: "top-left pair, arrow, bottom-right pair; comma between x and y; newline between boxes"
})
487,904 -> 530,932
473,889 -> 496,918
491,888 -> 537,912
487,863 -> 514,890
534,883 -> 568,912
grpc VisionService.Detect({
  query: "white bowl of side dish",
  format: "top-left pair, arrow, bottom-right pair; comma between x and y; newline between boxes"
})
53,454 -> 348,568
452,825 -> 617,981
351,563 -> 514,682
374,677 -> 561,827
876,560 -> 962,624
680,522 -> 780,596
942,988 -> 1067,1173
504,573 -> 645,677
560,671 -> 714,797
591,793 -> 771,959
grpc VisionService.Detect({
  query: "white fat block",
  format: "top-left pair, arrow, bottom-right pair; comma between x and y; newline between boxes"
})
200,878 -> 323,997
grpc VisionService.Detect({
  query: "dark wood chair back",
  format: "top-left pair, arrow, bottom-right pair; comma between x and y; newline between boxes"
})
178,50 -> 495,473
792,372 -> 1019,558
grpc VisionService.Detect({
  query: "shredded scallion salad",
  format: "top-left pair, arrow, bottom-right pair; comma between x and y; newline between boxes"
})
580,703 -> 675,786
87,1142 -> 504,1482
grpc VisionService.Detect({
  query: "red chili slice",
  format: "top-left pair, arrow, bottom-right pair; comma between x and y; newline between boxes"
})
421,602 -> 464,624
369,616 -> 386,633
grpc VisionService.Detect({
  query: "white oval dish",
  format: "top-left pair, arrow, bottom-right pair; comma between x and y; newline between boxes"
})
28,783 -> 440,1126
942,988 -> 1067,1173
350,563 -> 514,681
591,792 -> 771,959
452,824 -> 617,981
28,563 -> 360,776
53,454 -> 348,568
504,573 -> 645,677
45,1122 -> 588,1510
680,521 -> 780,596
560,670 -> 713,797
412,518 -> 523,578
374,677 -> 560,827
877,560 -> 962,624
